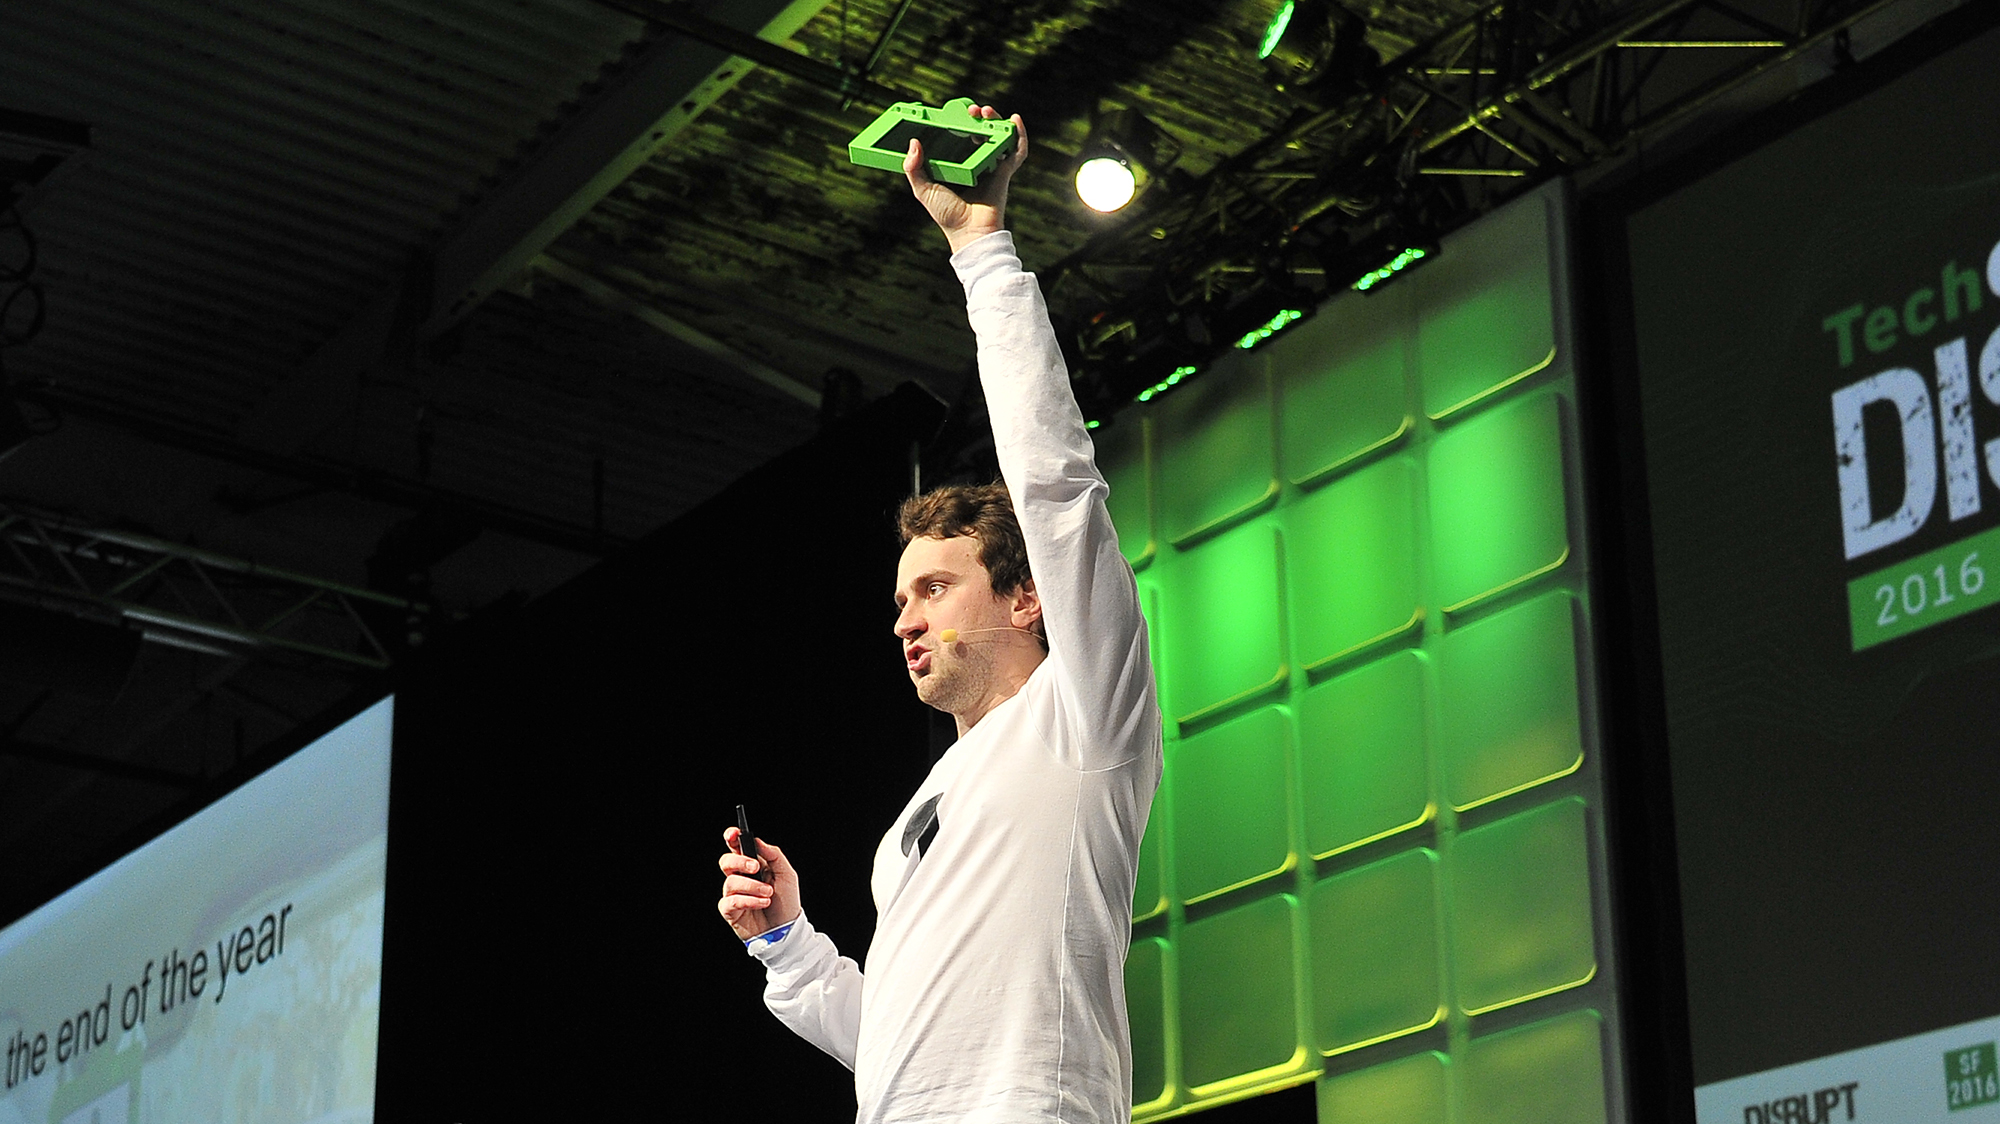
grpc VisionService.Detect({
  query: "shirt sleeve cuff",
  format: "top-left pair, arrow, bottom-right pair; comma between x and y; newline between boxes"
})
745,911 -> 813,964
949,230 -> 1023,301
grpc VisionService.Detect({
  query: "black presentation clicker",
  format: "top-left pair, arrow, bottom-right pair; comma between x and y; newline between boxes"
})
736,803 -> 768,882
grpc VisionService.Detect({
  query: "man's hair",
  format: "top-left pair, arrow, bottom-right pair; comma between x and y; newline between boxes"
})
896,483 -> 1032,597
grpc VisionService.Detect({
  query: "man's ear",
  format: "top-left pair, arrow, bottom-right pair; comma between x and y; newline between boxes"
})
1010,578 -> 1042,633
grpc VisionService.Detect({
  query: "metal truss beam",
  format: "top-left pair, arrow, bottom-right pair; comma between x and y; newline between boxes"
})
0,501 -> 430,671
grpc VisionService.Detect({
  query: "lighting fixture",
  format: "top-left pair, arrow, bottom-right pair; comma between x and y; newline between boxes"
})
1235,308 -> 1304,349
1351,244 -> 1435,292
1135,365 -> 1199,404
1073,107 -> 1180,214
1258,0 -> 1378,98
1076,158 -> 1137,213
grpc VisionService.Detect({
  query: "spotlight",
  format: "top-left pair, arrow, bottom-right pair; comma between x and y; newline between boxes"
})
1076,158 -> 1136,213
1258,0 -> 1378,98
1073,108 -> 1180,214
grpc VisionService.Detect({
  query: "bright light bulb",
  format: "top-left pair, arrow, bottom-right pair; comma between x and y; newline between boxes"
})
1075,158 -> 1137,213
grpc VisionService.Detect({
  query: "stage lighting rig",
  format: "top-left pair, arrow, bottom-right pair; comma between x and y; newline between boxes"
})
1073,108 -> 1181,214
1305,201 -> 1439,295
1258,0 -> 1379,100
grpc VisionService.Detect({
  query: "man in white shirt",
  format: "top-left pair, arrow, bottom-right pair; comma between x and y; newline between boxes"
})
716,105 -> 1163,1124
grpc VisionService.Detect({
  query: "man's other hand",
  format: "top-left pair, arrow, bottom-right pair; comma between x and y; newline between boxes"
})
718,826 -> 803,942
904,104 -> 1028,255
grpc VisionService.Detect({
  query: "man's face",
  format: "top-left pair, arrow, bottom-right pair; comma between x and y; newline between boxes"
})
893,534 -> 1016,713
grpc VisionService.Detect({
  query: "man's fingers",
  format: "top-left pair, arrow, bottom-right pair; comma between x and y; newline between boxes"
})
720,830 -> 761,873
718,894 -> 769,920
723,873 -> 774,899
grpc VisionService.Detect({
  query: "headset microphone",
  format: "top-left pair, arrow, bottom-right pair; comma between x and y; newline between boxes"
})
937,627 -> 1038,643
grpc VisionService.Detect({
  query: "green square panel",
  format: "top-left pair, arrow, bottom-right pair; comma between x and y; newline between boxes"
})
1157,349 -> 1277,544
1178,893 -> 1303,1095
1284,456 -> 1422,671
1426,392 -> 1570,612
1412,194 -> 1557,420
1134,802 -> 1167,922
1448,797 -> 1596,1015
1128,937 -> 1173,1113
1318,1051 -> 1449,1124
1461,1010 -> 1606,1124
1096,415 -> 1156,570
1159,521 -> 1286,725
1272,287 -> 1413,486
1436,590 -> 1581,811
1171,706 -> 1294,904
1299,650 -> 1431,858
1309,849 -> 1442,1054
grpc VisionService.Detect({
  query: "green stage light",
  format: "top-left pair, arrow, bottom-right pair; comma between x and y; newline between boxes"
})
1258,0 -> 1377,98
1235,308 -> 1304,349
1136,365 -> 1199,404
1260,1 -> 1295,59
1353,247 -> 1429,292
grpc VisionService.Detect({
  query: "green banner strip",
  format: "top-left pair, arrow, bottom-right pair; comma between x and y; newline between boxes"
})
1848,523 -> 2000,651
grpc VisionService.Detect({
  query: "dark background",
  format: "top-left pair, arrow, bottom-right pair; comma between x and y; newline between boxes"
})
378,385 -> 940,1120
1616,18 -> 2000,1087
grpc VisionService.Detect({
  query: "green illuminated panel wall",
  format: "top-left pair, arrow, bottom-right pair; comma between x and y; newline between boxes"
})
1099,183 -> 1625,1123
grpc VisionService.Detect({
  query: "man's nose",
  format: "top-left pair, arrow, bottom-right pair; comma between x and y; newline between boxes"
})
894,604 -> 923,639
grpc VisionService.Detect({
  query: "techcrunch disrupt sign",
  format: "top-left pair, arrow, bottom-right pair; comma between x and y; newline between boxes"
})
1826,238 -> 2000,649
1694,1014 -> 2000,1124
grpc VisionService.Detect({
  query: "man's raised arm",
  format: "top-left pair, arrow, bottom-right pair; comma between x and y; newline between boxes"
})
904,109 -> 1161,765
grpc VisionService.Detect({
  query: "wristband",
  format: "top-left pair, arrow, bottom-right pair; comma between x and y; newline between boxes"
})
744,919 -> 797,955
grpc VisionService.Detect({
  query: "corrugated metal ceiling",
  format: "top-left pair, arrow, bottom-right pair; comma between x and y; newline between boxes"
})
0,0 -> 1604,917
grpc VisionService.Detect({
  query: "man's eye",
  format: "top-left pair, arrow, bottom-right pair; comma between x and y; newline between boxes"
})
928,582 -> 946,597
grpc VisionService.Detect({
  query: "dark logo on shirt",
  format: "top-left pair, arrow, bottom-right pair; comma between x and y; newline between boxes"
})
901,795 -> 942,858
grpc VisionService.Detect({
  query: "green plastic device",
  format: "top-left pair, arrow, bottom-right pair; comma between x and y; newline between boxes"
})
847,97 -> 1018,187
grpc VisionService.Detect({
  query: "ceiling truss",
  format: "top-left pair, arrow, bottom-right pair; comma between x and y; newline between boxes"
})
0,500 -> 430,671
1042,0 -> 1909,408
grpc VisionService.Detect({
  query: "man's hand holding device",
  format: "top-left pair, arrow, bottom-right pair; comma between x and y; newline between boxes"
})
718,804 -> 801,943
847,97 -> 1028,254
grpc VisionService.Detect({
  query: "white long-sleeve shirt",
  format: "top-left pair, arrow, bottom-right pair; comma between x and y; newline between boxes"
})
752,231 -> 1164,1123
